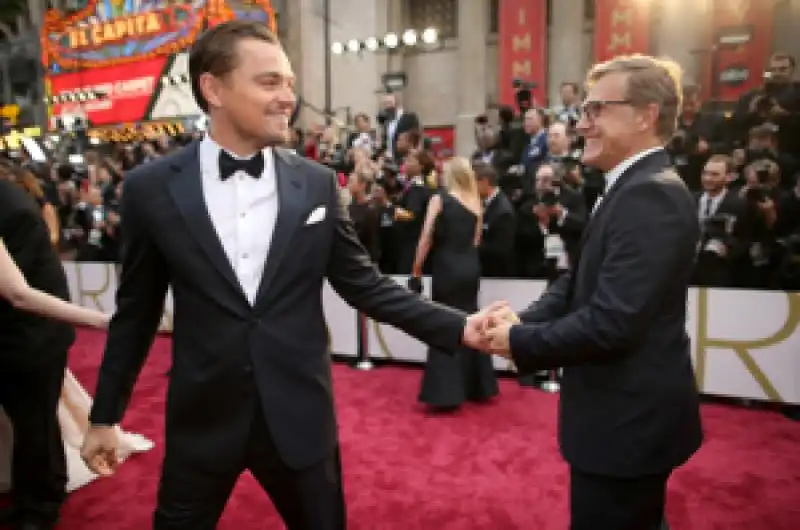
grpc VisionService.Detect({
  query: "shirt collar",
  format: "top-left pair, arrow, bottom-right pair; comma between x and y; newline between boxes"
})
200,134 -> 274,180
603,146 -> 663,194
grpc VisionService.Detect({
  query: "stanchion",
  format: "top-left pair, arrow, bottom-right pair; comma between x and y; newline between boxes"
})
353,311 -> 374,370
540,369 -> 560,393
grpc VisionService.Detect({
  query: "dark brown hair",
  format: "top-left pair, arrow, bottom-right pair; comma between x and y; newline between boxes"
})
473,162 -> 498,186
707,154 -> 735,175
11,166 -> 44,200
189,20 -> 280,113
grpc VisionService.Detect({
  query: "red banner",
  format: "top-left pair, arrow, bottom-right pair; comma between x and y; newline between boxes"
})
47,57 -> 169,126
498,0 -> 547,108
593,0 -> 651,63
709,0 -> 774,102
424,126 -> 455,160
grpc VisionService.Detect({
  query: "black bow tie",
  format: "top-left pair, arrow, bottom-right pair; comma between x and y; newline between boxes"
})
219,150 -> 264,181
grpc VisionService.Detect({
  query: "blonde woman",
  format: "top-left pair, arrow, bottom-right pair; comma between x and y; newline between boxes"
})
0,237 -> 153,498
411,157 -> 498,411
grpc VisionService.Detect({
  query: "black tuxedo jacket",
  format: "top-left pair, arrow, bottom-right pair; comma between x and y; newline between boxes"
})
508,150 -> 703,477
480,191 -> 516,277
383,111 -> 420,158
90,142 -> 466,472
0,180 -> 74,372
693,189 -> 749,287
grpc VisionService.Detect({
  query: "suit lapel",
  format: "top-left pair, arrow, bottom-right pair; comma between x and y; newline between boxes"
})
254,148 -> 306,306
579,149 -> 671,247
166,141 -> 247,302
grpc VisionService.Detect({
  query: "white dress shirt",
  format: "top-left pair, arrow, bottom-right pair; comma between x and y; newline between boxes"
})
386,108 -> 404,158
199,135 -> 278,305
592,146 -> 664,214
698,189 -> 727,221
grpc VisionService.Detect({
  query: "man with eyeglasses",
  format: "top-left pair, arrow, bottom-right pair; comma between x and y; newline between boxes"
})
476,55 -> 702,530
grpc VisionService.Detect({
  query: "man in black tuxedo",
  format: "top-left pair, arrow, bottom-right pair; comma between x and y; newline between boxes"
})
378,92 -> 420,161
479,55 -> 703,530
475,164 -> 515,277
693,155 -> 750,287
80,21 -> 484,530
0,179 -> 73,530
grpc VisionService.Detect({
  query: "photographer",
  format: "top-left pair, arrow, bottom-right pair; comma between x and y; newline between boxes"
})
505,108 -> 549,205
737,159 -> 786,288
733,53 -> 800,157
317,125 -> 348,173
668,85 -> 726,191
693,155 -> 750,287
744,124 -> 798,190
515,162 -> 586,279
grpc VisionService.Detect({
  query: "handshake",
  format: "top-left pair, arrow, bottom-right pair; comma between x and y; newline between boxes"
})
462,301 -> 521,358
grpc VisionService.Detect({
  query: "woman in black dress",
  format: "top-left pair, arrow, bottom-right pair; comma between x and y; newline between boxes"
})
411,157 -> 498,411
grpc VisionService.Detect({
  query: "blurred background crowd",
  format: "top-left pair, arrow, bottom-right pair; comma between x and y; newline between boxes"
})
2,50 -> 800,292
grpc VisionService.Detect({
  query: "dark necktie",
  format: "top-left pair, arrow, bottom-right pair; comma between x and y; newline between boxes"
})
219,150 -> 264,181
704,196 -> 713,218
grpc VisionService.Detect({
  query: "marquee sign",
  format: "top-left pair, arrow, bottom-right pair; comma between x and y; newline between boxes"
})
88,120 -> 187,143
42,0 -> 277,72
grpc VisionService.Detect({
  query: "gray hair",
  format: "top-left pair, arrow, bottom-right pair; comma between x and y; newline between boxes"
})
586,54 -> 683,141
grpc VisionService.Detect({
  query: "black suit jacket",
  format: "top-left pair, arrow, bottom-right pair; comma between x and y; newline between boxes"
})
0,180 -> 75,372
90,142 -> 466,472
507,150 -> 703,477
479,191 -> 516,277
693,189 -> 750,287
384,110 -> 420,158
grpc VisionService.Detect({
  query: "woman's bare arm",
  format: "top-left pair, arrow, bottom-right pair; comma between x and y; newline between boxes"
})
0,238 -> 109,329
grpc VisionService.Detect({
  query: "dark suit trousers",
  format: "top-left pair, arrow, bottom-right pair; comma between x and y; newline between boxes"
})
0,349 -> 68,523
570,467 -> 670,530
153,401 -> 346,530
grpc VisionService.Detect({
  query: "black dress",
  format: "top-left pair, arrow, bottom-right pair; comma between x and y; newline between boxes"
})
419,193 -> 499,408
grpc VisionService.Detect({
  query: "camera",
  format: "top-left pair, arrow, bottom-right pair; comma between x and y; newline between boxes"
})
668,129 -> 698,154
744,160 -> 773,204
540,190 -> 559,206
702,214 -> 730,240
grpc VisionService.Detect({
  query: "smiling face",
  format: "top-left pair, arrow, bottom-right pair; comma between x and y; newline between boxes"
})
200,38 -> 296,148
576,72 -> 646,172
191,21 -> 296,152
575,56 -> 682,172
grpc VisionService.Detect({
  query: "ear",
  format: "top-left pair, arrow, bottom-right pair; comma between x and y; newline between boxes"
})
198,72 -> 223,110
636,103 -> 659,132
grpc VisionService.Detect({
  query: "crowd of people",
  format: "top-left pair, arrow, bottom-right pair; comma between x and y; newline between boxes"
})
3,55 -> 797,294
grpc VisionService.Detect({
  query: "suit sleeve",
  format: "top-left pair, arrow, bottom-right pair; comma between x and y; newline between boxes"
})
324,172 -> 466,352
509,182 -> 698,373
518,272 -> 571,324
90,174 -> 170,425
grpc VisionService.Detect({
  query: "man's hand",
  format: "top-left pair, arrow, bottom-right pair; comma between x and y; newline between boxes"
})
463,301 -> 510,350
80,425 -> 120,477
483,320 -> 514,358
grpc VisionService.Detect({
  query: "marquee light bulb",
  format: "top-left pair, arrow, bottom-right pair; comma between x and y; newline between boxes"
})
384,33 -> 399,48
421,27 -> 438,44
365,37 -> 379,51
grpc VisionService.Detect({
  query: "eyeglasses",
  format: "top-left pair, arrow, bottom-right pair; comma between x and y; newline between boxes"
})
580,99 -> 633,121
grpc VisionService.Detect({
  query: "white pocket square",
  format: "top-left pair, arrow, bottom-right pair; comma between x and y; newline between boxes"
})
305,206 -> 327,225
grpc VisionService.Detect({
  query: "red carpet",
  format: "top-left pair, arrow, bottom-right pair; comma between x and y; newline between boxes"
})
47,330 -> 800,528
